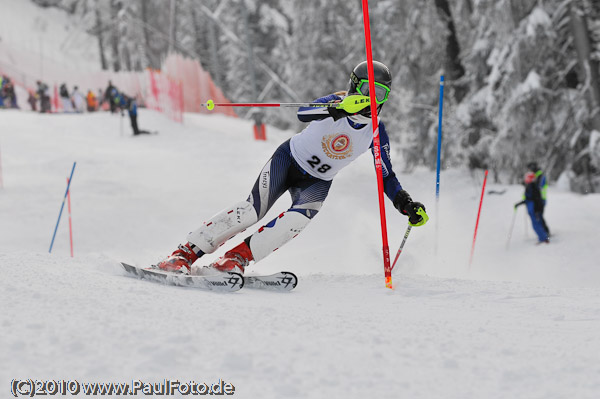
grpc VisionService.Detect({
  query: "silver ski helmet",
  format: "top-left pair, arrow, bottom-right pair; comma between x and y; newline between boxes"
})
348,60 -> 392,117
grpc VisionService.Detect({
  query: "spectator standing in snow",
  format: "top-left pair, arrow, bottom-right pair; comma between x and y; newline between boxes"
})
0,76 -> 4,107
59,83 -> 73,113
71,86 -> 86,113
1,77 -> 18,108
515,164 -> 550,244
28,90 -> 37,111
36,80 -> 51,113
113,90 -> 127,113
105,81 -> 117,113
86,90 -> 97,112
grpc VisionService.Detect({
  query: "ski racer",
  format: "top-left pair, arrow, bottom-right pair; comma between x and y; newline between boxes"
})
515,168 -> 550,244
157,60 -> 429,274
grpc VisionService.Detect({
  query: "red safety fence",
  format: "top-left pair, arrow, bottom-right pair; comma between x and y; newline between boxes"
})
1,51 -> 232,122
162,54 -> 236,117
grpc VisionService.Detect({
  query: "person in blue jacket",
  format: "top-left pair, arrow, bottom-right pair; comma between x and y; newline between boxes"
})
126,96 -> 151,136
526,161 -> 549,236
515,166 -> 550,244
156,60 -> 429,274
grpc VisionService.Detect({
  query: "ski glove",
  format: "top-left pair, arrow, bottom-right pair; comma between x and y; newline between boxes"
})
393,190 -> 429,227
514,201 -> 525,209
327,101 -> 350,121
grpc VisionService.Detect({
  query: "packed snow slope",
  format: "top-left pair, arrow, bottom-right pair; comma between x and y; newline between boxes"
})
1,109 -> 600,398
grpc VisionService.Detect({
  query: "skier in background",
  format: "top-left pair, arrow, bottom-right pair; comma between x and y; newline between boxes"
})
526,161 -> 549,236
157,60 -> 429,275
515,164 -> 550,244
126,95 -> 151,136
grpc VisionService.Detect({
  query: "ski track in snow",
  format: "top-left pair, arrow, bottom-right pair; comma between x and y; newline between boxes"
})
1,109 -> 600,398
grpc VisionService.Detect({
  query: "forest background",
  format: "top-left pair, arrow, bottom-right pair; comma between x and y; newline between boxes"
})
31,0 -> 600,193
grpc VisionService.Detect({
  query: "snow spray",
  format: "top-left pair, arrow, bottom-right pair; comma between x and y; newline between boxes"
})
49,162 -> 77,253
469,170 -> 488,268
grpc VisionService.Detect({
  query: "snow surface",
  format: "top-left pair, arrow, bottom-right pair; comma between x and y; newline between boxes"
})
1,109 -> 600,398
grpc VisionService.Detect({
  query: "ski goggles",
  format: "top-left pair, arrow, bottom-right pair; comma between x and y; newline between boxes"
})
355,80 -> 391,105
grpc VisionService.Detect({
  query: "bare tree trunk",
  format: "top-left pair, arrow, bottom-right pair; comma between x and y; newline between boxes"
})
570,4 -> 600,131
168,0 -> 176,54
95,7 -> 108,70
463,0 -> 473,14
140,0 -> 157,69
434,0 -> 466,100
109,0 -> 121,72
122,46 -> 132,71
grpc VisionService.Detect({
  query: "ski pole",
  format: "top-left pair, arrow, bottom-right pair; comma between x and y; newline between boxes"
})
391,225 -> 412,271
524,208 -> 529,239
506,207 -> 517,250
120,112 -> 124,137
67,177 -> 74,258
201,94 -> 372,114
469,169 -> 488,268
49,162 -> 76,253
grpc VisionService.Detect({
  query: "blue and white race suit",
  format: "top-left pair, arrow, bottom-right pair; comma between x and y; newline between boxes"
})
188,94 -> 405,262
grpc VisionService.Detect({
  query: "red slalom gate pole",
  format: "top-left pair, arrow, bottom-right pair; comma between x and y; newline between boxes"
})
361,0 -> 392,289
67,177 -> 74,257
469,170 -> 488,268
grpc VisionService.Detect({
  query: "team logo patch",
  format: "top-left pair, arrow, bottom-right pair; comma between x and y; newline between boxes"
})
322,133 -> 353,160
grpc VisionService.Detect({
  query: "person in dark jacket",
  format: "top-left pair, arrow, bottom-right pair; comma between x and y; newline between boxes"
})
36,81 -> 51,113
105,81 -> 117,113
127,96 -> 151,136
515,170 -> 550,244
526,162 -> 550,235
1,76 -> 18,108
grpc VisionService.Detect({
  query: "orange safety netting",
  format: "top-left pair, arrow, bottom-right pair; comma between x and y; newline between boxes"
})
162,54 -> 236,117
2,52 -> 233,122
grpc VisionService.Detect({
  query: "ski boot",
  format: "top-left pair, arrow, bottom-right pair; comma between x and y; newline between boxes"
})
208,242 -> 253,274
156,242 -> 199,274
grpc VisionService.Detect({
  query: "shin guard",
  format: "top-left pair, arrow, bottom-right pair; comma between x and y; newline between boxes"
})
187,201 -> 258,254
247,210 -> 311,262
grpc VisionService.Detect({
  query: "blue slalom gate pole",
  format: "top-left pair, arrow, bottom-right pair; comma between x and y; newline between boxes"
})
436,76 -> 444,198
435,76 -> 444,254
49,162 -> 77,253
